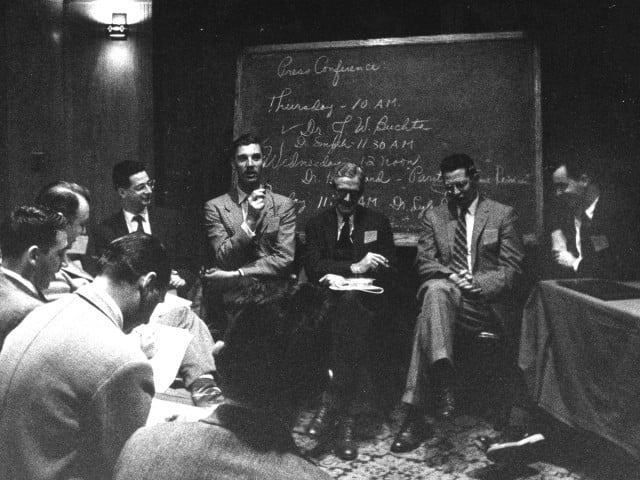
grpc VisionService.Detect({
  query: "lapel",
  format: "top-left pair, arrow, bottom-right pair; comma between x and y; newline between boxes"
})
471,197 -> 490,268
223,190 -> 246,230
2,273 -> 46,302
326,209 -> 339,251
351,206 -> 367,252
446,204 -> 458,262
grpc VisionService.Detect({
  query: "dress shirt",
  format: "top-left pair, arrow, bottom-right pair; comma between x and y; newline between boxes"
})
237,187 -> 257,239
459,195 -> 479,273
123,209 -> 151,235
573,196 -> 599,270
335,210 -> 355,241
1,267 -> 39,297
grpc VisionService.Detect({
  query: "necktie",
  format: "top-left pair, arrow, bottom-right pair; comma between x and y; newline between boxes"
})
451,208 -> 468,272
337,215 -> 352,248
132,215 -> 145,233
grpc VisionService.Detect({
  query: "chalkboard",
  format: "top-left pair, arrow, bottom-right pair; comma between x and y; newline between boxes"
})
235,32 -> 542,245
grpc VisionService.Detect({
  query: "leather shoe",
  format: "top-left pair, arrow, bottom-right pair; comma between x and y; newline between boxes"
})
334,416 -> 358,461
435,384 -> 455,420
307,403 -> 336,438
391,413 -> 431,453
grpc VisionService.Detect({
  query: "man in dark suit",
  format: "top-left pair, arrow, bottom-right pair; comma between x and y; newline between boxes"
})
202,133 -> 297,336
548,158 -> 640,280
0,205 -> 68,349
89,160 -> 196,296
391,153 -> 525,453
303,162 -> 397,461
114,281 -> 331,480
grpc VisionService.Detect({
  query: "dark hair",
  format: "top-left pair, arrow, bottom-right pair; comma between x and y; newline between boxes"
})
231,133 -> 262,158
112,161 -> 147,190
0,205 -> 67,259
35,181 -> 91,220
219,280 -> 327,407
440,153 -> 478,177
97,233 -> 171,288
549,155 -> 600,184
330,162 -> 365,191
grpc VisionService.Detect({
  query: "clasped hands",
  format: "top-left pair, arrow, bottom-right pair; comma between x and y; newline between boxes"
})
449,269 -> 482,295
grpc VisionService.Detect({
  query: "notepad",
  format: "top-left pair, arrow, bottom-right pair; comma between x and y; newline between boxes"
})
556,279 -> 640,301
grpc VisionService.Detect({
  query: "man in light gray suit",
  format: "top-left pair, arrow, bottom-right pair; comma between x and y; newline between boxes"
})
0,233 -> 170,480
202,133 -> 297,336
392,153 -> 525,453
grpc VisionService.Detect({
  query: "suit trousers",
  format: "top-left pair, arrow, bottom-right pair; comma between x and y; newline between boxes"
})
401,278 -> 496,407
154,307 -> 216,387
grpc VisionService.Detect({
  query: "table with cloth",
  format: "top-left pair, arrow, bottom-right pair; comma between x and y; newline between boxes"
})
519,280 -> 640,459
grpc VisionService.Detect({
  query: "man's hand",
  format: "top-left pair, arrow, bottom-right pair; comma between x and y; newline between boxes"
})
201,267 -> 241,281
169,270 -> 186,289
319,274 -> 347,288
351,252 -> 390,275
130,324 -> 157,359
246,187 -> 266,229
553,249 -> 579,270
449,269 -> 482,295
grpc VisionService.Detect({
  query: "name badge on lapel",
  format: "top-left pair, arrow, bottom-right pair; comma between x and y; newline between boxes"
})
590,235 -> 609,252
364,230 -> 378,244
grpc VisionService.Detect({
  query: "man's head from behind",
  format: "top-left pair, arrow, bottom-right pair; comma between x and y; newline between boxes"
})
0,206 -> 68,291
440,153 -> 479,209
113,161 -> 154,214
35,181 -> 91,247
97,233 -> 171,332
231,133 -> 264,192
331,162 -> 365,217
218,280 -> 326,414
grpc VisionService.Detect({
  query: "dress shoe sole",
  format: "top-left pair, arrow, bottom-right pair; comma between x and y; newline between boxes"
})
486,433 -> 545,465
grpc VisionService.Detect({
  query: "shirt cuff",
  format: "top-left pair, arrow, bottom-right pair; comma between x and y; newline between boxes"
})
572,257 -> 581,272
241,221 -> 256,238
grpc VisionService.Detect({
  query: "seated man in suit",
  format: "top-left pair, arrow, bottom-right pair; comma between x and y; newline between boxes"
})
89,160 -> 197,298
202,133 -> 297,337
548,157 -> 640,280
0,205 -> 68,349
37,180 -> 222,406
391,153 -> 525,453
303,162 -> 397,461
114,281 -> 331,480
0,233 -> 168,480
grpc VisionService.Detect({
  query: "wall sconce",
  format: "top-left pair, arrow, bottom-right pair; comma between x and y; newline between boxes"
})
107,13 -> 128,40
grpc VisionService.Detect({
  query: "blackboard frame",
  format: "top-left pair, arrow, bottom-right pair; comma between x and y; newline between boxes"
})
235,32 -> 542,247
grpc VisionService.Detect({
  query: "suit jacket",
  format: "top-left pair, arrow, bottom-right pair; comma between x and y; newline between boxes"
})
88,207 -> 196,274
549,192 -> 640,280
204,189 -> 296,277
0,273 -> 44,350
303,205 -> 397,287
114,403 -> 331,480
0,284 -> 154,480
415,196 -> 524,303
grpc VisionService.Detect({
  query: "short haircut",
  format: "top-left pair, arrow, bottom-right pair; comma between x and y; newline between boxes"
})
231,133 -> 262,158
112,161 -> 147,190
440,153 -> 478,177
330,162 -> 365,191
550,155 -> 600,183
0,205 -> 67,259
219,280 -> 327,407
97,233 -> 171,288
35,181 -> 91,221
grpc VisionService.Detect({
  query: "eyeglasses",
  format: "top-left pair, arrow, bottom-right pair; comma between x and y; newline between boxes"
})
443,179 -> 471,193
334,188 -> 362,199
131,179 -> 156,193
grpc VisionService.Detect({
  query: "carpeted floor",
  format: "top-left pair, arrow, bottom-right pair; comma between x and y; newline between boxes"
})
293,405 -> 640,480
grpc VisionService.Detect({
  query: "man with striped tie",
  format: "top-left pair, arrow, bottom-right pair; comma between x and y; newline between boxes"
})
392,153 -> 524,453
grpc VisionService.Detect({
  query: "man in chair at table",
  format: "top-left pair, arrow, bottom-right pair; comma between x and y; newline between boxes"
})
303,162 -> 397,461
391,153 -> 524,453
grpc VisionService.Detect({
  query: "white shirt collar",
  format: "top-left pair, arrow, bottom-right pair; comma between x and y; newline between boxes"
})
584,196 -> 599,220
460,195 -> 479,216
123,208 -> 150,233
1,266 -> 39,297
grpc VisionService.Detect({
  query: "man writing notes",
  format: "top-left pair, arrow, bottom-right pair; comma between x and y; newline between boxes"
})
0,233 -> 169,480
303,162 -> 397,461
202,133 -> 297,336
548,158 -> 640,280
391,154 -> 524,453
